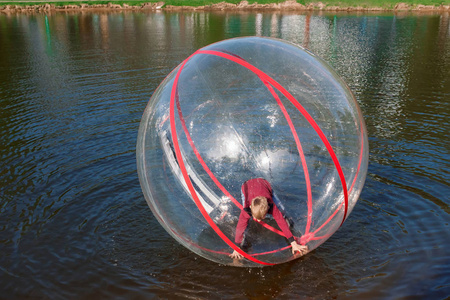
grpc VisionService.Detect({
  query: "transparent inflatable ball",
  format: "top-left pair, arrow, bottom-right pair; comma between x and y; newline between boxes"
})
137,37 -> 369,267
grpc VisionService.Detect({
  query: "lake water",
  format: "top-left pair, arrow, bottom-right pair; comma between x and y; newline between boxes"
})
0,10 -> 449,299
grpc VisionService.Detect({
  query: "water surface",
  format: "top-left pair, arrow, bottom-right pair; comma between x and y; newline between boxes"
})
0,10 -> 449,299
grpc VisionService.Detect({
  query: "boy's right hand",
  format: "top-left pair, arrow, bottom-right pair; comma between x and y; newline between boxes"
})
230,250 -> 244,260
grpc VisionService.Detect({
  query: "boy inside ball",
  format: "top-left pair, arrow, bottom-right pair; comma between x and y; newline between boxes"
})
230,178 -> 308,260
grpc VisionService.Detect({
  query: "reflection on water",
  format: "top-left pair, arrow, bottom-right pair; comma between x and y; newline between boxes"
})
0,10 -> 449,299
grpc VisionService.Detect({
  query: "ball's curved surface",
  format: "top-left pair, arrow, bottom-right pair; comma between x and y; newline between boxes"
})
137,37 -> 369,267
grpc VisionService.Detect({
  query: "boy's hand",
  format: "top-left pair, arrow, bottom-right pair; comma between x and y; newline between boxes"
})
230,250 -> 244,260
291,241 -> 308,256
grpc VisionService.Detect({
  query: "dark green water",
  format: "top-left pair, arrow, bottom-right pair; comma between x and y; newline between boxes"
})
0,10 -> 449,299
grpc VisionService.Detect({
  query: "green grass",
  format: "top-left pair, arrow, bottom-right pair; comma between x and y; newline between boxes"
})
1,1 -> 150,5
1,0 -> 448,8
300,0 -> 449,8
0,0 -> 292,5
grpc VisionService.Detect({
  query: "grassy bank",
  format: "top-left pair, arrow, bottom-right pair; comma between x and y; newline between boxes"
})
1,0 -> 449,9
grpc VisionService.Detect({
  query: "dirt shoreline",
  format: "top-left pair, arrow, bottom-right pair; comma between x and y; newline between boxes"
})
1,1 -> 450,13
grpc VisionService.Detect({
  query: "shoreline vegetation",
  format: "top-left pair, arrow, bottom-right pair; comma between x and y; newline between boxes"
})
1,0 -> 449,13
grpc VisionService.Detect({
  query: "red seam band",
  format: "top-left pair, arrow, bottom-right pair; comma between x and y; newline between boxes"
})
170,54 -> 275,265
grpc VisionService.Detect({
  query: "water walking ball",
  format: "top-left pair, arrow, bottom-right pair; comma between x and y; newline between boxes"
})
137,37 -> 369,267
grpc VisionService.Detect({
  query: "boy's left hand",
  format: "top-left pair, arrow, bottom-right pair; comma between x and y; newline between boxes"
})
291,241 -> 308,256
